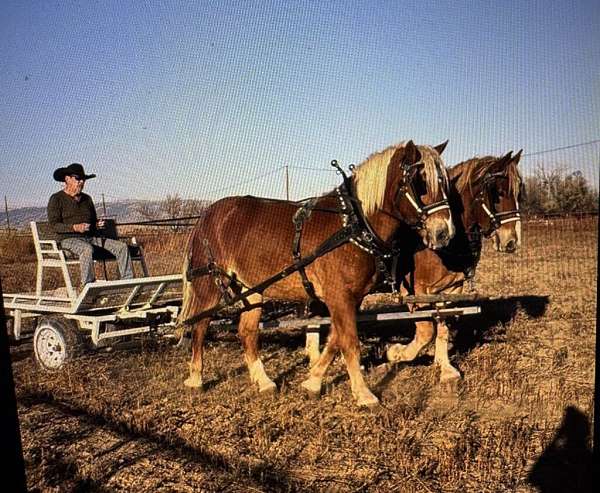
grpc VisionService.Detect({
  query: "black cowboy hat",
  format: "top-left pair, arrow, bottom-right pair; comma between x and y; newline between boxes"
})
53,163 -> 96,182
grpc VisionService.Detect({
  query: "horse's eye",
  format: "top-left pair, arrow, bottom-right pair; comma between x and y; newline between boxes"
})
490,188 -> 500,203
414,173 -> 428,196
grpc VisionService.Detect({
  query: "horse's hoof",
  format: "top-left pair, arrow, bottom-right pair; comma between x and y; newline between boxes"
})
440,367 -> 461,384
300,378 -> 322,399
258,381 -> 277,395
373,363 -> 391,377
184,375 -> 203,389
386,344 -> 408,363
438,367 -> 461,392
303,388 -> 322,400
357,395 -> 380,409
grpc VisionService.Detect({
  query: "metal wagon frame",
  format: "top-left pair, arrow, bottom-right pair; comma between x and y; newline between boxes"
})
4,219 -> 185,370
5,274 -> 183,370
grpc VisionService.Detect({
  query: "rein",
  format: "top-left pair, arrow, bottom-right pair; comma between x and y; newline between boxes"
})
183,220 -> 362,326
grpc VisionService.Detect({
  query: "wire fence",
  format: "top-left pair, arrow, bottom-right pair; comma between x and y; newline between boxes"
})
2,139 -> 599,234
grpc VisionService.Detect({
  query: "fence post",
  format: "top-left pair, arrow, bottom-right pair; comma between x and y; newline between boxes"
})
284,165 -> 290,201
4,196 -> 11,236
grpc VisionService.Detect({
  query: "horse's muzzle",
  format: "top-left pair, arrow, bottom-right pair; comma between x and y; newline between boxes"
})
427,226 -> 452,250
503,239 -> 517,253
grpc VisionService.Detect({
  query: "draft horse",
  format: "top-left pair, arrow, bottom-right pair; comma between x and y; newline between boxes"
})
180,140 -> 454,407
386,150 -> 524,383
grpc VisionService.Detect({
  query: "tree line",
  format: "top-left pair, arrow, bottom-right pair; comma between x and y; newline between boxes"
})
136,168 -> 598,228
134,194 -> 210,230
521,168 -> 598,216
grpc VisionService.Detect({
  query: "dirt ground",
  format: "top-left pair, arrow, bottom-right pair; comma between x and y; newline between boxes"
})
4,218 -> 596,492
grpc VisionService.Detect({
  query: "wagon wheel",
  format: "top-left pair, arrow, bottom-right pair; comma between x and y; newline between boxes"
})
33,317 -> 85,371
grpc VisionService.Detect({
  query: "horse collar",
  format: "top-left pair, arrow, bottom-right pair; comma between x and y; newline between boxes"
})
336,183 -> 397,259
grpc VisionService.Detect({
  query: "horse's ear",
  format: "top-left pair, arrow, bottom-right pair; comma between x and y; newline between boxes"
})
404,140 -> 420,164
512,149 -> 523,164
433,140 -> 449,155
491,151 -> 513,172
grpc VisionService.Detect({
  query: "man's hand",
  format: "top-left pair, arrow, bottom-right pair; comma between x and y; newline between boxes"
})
97,219 -> 106,229
72,223 -> 90,233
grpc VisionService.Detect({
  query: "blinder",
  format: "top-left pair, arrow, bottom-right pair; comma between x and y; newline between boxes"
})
393,159 -> 451,229
474,172 -> 521,236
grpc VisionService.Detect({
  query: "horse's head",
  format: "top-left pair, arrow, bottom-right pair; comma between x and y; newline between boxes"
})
388,140 -> 455,250
454,150 -> 523,253
488,150 -> 523,253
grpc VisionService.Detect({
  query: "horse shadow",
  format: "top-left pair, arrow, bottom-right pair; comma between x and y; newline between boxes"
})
355,295 -> 550,370
451,294 -> 550,355
527,406 -> 593,492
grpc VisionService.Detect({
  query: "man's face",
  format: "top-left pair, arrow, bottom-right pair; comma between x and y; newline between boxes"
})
65,174 -> 85,195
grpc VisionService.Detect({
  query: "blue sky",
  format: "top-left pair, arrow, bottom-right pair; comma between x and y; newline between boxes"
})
1,0 -> 598,208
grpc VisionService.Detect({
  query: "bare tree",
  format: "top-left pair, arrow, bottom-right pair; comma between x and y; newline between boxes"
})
160,194 -> 183,218
522,166 -> 598,216
134,201 -> 159,221
182,199 -> 210,217
159,194 -> 185,231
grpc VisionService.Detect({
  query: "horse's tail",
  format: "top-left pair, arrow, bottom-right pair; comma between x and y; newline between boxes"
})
175,245 -> 198,346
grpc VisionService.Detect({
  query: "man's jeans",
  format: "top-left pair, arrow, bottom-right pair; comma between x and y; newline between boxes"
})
61,237 -> 134,286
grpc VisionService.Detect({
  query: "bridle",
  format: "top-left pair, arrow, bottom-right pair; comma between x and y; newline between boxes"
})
388,159 -> 451,229
473,172 -> 521,237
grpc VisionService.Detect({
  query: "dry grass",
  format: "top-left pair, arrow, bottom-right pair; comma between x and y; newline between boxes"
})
4,217 -> 596,492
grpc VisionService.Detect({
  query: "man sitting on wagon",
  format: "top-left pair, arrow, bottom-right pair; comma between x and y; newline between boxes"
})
47,162 -> 133,286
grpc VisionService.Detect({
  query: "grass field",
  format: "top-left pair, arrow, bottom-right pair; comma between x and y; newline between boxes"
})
3,217 -> 596,492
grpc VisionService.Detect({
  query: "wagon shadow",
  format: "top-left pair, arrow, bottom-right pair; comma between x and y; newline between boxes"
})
21,390 -> 298,491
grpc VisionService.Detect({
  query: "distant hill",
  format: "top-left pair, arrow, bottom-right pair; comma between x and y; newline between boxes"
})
2,199 -> 189,231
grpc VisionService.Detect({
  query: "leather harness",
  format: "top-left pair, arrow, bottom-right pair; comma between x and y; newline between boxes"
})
182,159 -> 452,326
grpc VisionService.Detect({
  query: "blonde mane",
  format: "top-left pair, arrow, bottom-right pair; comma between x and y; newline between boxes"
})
418,146 -> 449,198
352,145 -> 398,216
353,142 -> 449,216
452,156 -> 522,201
506,160 -> 522,200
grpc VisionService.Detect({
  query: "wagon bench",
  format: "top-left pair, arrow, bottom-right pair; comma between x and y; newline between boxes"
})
4,221 -> 183,370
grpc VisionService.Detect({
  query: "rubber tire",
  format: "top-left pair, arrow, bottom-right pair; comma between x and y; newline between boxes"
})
33,317 -> 84,371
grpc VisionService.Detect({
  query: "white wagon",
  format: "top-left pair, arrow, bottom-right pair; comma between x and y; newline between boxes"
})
3,221 -> 182,370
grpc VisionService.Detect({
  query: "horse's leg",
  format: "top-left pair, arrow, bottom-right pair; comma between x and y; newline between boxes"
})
183,276 -> 220,389
434,319 -> 461,383
386,320 -> 435,363
300,324 -> 340,396
238,293 -> 277,394
184,318 -> 211,388
325,293 -> 379,407
305,328 -> 322,368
